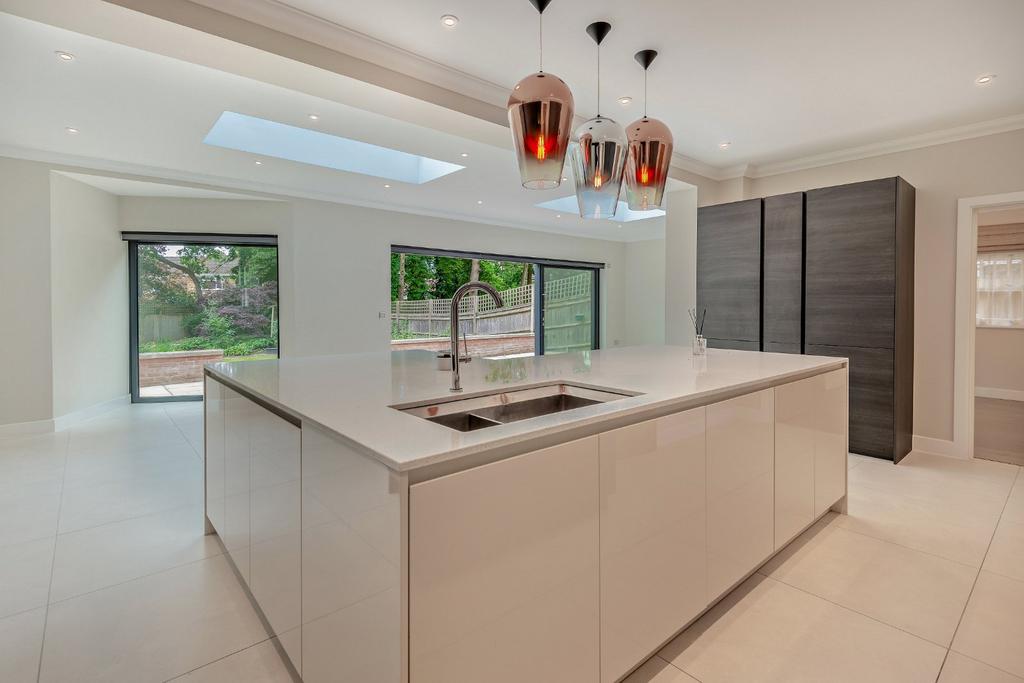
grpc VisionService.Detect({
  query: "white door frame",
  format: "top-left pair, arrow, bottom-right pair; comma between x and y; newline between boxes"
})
953,190 -> 1024,459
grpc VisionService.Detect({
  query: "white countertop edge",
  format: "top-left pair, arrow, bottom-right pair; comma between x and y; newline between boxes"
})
205,356 -> 848,474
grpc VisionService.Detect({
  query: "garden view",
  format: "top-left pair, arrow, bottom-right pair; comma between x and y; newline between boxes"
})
136,243 -> 279,398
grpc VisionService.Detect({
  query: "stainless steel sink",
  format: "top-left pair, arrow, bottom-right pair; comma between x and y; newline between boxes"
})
394,383 -> 638,432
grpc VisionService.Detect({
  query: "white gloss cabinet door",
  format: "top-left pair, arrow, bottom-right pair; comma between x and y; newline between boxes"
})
222,387 -> 252,585
204,377 -> 225,535
249,407 -> 302,675
599,409 -> 707,683
409,437 -> 600,683
706,389 -> 775,601
815,369 -> 848,516
301,423 -> 403,683
774,376 -> 818,548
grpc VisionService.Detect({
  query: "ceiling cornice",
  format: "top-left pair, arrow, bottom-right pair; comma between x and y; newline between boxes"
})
738,113 -> 1024,180
0,144 -> 660,242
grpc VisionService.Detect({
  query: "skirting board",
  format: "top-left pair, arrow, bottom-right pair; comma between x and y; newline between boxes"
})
0,394 -> 130,437
976,386 -> 1024,402
912,434 -> 968,460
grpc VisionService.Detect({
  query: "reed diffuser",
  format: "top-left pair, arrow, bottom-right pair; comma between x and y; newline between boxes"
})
688,307 -> 707,356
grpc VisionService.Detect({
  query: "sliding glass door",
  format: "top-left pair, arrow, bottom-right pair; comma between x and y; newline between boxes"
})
537,265 -> 600,355
390,246 -> 601,359
126,234 -> 279,402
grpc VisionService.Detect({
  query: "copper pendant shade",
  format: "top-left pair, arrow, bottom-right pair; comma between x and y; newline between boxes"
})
624,50 -> 674,210
569,21 -> 627,219
507,0 -> 575,190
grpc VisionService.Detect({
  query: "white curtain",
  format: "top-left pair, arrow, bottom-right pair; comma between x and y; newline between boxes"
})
977,250 -> 1024,327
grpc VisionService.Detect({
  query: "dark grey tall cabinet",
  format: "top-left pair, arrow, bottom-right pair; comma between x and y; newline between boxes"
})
695,176 -> 915,463
696,199 -> 762,350
763,193 -> 804,354
804,177 -> 915,462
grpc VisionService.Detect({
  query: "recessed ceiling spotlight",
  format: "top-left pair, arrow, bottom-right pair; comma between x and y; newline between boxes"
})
975,74 -> 996,85
556,214 -> 562,218
254,160 -> 263,165
460,152 -> 469,158
440,14 -> 459,28
477,199 -> 484,205
719,141 -> 731,150
384,184 -> 391,188
55,51 -> 75,61
308,114 -> 320,120
64,126 -> 79,134
617,96 -> 632,105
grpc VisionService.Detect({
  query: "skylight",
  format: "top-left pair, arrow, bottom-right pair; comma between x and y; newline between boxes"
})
535,196 -> 666,222
203,111 -> 464,184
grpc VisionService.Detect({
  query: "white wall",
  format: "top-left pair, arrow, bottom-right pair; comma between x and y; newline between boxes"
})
976,328 -> 1024,393
664,188 -> 699,346
623,238 -> 666,346
0,157 -> 54,427
119,196 -> 632,357
730,128 -> 1024,443
49,173 -> 126,417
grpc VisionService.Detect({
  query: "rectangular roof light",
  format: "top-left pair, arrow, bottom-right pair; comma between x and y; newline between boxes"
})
535,195 -> 666,222
204,111 -> 464,184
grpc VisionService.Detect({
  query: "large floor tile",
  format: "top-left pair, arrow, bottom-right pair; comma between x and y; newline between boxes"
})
952,571 -> 1024,678
0,434 -> 67,498
63,439 -> 198,488
0,536 -> 55,618
50,504 -> 221,602
835,479 -> 1002,566
39,555 -> 269,683
0,607 -> 46,683
985,511 -> 1024,583
173,638 -> 294,682
0,478 -> 63,547
850,452 -> 1017,510
660,574 -> 946,683
623,656 -> 699,683
57,456 -> 203,533
940,652 -> 1024,683
763,513 -> 977,645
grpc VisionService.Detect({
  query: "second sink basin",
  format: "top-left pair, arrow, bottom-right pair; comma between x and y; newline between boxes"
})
396,382 -> 637,432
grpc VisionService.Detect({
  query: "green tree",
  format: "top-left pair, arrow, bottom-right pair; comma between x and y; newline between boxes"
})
234,246 -> 277,286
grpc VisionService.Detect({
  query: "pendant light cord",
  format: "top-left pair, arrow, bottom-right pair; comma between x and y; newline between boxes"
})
644,69 -> 648,118
538,14 -> 543,71
596,45 -> 601,116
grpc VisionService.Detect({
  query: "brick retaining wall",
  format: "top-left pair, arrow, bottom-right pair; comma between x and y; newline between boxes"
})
139,349 -> 223,387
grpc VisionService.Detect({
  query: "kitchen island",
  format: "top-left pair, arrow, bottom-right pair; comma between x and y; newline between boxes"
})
203,345 -> 848,683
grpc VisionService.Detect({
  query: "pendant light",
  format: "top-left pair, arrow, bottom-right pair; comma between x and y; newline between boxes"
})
507,0 -> 575,190
624,49 -> 674,211
569,21 -> 627,219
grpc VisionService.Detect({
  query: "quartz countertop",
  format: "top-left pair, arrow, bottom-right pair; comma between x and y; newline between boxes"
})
205,345 -> 846,473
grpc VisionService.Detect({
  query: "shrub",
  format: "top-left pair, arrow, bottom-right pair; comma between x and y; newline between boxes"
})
196,312 -> 235,340
223,337 -> 275,357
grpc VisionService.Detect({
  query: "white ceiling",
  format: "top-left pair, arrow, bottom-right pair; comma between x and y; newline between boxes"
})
267,0 -> 1024,169
0,9 -> 670,242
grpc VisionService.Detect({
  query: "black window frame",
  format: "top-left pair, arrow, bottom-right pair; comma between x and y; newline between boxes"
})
390,245 -> 602,356
124,232 -> 279,403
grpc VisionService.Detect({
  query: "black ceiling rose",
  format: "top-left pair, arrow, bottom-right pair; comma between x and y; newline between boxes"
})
585,21 -> 612,45
527,0 -> 554,14
634,49 -> 658,70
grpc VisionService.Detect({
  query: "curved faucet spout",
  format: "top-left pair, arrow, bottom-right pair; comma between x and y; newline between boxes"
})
449,281 -> 505,392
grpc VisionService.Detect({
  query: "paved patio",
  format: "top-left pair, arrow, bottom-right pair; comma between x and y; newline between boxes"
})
139,381 -> 203,398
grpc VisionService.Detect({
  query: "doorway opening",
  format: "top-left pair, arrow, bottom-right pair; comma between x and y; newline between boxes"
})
124,232 -> 279,402
973,203 -> 1024,466
389,246 -> 601,358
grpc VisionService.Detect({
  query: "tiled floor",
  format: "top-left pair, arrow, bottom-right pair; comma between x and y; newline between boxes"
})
1,406 -> 1022,682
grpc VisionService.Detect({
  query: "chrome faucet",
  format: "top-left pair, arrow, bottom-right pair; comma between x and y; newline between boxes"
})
449,281 -> 504,392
